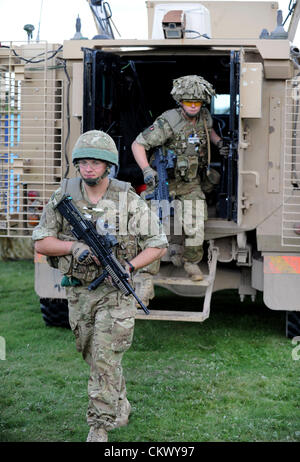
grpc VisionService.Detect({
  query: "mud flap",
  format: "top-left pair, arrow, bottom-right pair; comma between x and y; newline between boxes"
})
263,254 -> 300,311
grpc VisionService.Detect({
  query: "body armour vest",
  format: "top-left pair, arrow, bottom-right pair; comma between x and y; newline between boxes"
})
160,108 -> 212,182
52,177 -> 138,283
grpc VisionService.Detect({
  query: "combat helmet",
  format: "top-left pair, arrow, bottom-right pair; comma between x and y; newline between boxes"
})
72,130 -> 118,166
171,75 -> 216,104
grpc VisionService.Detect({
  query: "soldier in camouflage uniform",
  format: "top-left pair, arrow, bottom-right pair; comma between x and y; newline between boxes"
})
132,75 -> 228,284
32,130 -> 168,442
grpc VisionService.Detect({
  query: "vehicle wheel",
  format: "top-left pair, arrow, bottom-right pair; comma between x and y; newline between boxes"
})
286,311 -> 300,339
40,298 -> 70,329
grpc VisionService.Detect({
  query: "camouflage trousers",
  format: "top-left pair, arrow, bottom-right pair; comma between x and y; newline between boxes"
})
169,179 -> 207,263
65,284 -> 136,430
142,179 -> 207,269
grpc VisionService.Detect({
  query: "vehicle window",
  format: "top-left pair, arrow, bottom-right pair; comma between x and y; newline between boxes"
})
211,94 -> 230,114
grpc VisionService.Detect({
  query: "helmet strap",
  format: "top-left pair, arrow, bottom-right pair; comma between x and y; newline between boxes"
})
99,165 -> 111,180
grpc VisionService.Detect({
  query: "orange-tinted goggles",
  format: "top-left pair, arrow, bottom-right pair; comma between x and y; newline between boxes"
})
182,100 -> 202,107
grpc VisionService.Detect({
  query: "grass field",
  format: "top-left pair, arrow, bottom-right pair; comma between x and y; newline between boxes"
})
0,260 -> 299,442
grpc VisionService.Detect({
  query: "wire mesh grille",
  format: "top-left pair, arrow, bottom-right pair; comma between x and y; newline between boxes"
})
282,78 -> 300,247
0,42 -> 63,237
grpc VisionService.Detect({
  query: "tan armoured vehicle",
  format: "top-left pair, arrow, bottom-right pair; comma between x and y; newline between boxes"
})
1,0 -> 300,337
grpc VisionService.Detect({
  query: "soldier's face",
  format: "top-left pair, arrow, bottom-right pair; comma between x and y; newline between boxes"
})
181,100 -> 202,118
78,159 -> 107,185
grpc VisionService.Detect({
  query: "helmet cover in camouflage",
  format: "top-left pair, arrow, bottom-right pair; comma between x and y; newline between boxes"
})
72,130 -> 119,166
171,75 -> 216,104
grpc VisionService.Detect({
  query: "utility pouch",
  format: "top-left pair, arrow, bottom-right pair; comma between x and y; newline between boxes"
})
175,155 -> 188,180
186,155 -> 199,181
175,155 -> 199,182
46,256 -> 59,269
46,254 -> 72,274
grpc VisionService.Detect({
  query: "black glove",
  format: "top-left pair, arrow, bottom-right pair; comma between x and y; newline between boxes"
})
217,139 -> 229,157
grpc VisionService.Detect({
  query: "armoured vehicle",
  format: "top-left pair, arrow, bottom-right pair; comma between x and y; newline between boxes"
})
1,0 -> 300,337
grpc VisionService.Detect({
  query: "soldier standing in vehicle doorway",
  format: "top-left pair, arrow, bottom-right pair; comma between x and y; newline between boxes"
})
32,130 -> 168,442
132,75 -> 228,302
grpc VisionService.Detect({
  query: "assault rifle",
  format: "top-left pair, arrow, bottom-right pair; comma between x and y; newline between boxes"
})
146,147 -> 175,222
54,195 -> 150,315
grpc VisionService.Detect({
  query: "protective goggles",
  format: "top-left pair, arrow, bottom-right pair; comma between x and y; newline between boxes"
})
182,100 -> 202,107
77,159 -> 104,169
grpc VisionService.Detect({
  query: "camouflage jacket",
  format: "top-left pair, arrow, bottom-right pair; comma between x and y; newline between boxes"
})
136,107 -> 213,162
32,177 -> 168,282
136,107 -> 214,190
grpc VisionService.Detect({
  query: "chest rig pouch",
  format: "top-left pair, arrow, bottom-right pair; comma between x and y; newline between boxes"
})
163,109 -> 209,183
48,178 -> 136,283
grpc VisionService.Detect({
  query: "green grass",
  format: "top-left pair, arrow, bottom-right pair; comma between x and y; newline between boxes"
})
0,260 -> 299,442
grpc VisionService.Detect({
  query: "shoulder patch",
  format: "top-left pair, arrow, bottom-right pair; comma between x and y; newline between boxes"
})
142,125 -> 156,137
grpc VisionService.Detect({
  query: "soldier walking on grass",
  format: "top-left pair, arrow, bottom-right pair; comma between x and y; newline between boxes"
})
32,130 -> 168,442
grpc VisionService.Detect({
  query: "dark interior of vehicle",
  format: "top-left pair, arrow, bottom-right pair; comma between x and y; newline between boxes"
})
82,48 -> 239,221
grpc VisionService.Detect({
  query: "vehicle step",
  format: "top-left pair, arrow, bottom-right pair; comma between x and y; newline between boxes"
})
152,276 -> 210,286
135,309 -> 207,322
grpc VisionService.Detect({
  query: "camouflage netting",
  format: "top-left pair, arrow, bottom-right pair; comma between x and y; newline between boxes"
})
0,237 -> 34,260
171,75 -> 216,104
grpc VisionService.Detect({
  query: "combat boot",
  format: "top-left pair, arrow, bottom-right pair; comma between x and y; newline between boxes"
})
86,426 -> 108,442
184,262 -> 203,281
